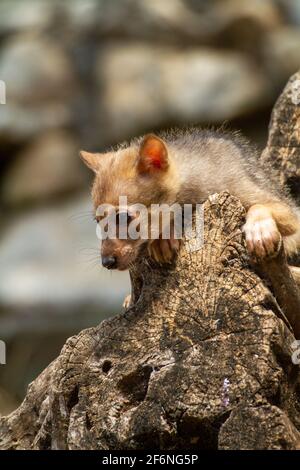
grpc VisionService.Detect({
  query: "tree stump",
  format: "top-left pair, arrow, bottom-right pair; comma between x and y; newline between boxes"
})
1,70 -> 300,450
0,191 -> 300,450
262,70 -> 300,207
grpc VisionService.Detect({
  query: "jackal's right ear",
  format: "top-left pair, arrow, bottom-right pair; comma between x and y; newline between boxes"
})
137,134 -> 169,175
79,150 -> 101,173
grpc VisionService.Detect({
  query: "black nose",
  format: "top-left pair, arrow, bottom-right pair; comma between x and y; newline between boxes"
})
102,255 -> 117,269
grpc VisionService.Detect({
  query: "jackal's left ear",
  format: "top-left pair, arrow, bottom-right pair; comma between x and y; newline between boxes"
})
137,134 -> 169,175
79,150 -> 101,173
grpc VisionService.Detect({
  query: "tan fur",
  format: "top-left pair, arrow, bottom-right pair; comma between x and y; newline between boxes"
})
244,202 -> 300,258
80,128 -> 300,270
91,147 -> 180,209
265,202 -> 299,236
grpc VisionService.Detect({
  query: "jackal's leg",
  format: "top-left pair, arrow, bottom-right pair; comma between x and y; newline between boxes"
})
148,237 -> 181,264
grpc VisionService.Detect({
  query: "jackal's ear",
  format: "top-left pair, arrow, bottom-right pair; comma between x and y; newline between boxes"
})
79,150 -> 101,173
137,134 -> 169,175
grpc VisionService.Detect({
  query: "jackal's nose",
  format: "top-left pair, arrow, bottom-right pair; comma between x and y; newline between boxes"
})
102,255 -> 117,269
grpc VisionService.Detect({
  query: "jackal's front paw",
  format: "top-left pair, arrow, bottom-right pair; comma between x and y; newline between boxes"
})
148,238 -> 181,264
243,217 -> 282,259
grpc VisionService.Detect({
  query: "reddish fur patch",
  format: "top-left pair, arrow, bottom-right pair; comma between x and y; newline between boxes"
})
138,134 -> 168,173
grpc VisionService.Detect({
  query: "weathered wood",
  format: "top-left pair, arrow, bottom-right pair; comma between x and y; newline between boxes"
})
1,69 -> 300,450
261,70 -> 300,207
0,191 -> 300,450
259,68 -> 300,340
260,246 -> 300,339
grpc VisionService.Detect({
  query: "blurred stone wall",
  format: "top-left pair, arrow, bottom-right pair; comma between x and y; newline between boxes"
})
0,0 -> 300,414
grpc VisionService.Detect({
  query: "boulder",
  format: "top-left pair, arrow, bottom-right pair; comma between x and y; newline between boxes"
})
98,44 -> 269,142
2,131 -> 86,205
0,194 -> 129,313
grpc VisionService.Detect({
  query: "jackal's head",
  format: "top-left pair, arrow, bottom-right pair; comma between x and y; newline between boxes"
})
80,134 -> 179,270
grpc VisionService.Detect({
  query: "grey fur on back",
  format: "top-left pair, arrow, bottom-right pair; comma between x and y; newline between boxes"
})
154,127 -> 291,208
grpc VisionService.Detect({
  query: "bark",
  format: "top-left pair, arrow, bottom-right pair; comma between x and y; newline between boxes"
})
262,70 -> 300,205
261,69 -> 300,268
1,73 -> 300,450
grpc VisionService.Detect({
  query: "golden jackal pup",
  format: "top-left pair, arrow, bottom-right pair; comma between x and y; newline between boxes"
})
80,128 -> 300,272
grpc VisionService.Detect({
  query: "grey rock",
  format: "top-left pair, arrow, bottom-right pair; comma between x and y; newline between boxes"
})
2,131 -> 86,205
59,0 -> 103,33
263,27 -> 300,87
278,0 -> 300,26
0,0 -> 55,35
98,44 -> 269,142
0,102 -> 72,143
0,33 -> 76,141
73,0 -> 281,45
0,194 -> 130,316
0,33 -> 76,104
